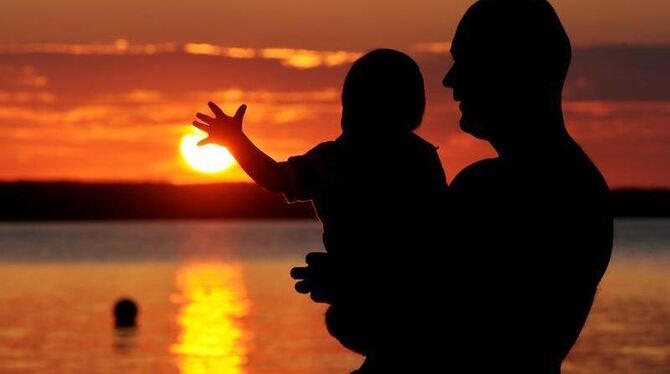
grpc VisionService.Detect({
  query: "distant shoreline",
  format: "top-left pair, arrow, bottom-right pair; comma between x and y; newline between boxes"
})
0,182 -> 668,220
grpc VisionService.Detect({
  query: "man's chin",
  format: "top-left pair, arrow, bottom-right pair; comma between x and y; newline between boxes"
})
460,118 -> 489,140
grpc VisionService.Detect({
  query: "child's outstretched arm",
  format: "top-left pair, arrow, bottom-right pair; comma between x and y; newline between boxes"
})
193,102 -> 288,193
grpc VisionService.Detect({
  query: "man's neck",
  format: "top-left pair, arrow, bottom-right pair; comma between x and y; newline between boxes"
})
491,112 -> 571,162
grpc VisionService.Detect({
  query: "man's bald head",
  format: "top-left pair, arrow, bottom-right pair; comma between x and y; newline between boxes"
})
444,0 -> 572,141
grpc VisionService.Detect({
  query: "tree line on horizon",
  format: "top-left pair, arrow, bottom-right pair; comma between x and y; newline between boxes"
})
0,182 -> 668,220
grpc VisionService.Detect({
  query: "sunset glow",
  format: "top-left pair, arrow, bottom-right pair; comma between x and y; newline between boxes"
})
0,0 -> 667,187
180,132 -> 236,174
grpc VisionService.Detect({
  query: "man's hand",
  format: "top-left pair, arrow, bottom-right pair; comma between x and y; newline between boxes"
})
291,252 -> 338,304
193,102 -> 247,146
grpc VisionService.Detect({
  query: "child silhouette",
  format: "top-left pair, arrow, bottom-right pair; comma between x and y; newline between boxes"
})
193,48 -> 447,359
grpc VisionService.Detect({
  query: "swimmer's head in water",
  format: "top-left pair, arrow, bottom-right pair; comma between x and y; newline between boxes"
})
113,297 -> 139,328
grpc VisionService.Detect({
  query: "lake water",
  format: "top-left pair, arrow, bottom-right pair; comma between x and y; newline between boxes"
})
0,219 -> 668,373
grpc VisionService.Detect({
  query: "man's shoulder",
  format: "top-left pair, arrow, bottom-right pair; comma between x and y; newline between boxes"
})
406,133 -> 439,154
451,158 -> 502,189
310,140 -> 340,153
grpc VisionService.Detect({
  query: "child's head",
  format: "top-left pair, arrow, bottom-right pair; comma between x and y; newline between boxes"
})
341,49 -> 425,137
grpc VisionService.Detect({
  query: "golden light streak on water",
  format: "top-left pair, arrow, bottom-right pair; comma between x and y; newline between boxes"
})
170,263 -> 251,374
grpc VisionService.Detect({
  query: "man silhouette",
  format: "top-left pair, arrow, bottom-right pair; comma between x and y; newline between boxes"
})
443,0 -> 613,372
292,1 -> 613,372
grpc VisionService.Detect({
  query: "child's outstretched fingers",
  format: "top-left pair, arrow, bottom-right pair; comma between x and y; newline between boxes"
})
234,104 -> 247,121
208,101 -> 225,117
192,102 -> 247,147
205,102 -> 246,123
192,120 -> 212,146
196,112 -> 215,124
192,120 -> 209,132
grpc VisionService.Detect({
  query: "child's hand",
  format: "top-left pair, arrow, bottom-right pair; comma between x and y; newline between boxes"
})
193,102 -> 247,146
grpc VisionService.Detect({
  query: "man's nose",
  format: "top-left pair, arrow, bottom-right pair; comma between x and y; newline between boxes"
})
443,65 -> 456,88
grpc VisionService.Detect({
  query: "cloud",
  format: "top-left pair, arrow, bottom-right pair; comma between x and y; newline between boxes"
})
0,39 -> 178,55
414,41 -> 452,55
0,65 -> 49,89
0,40 -> 362,70
0,42 -> 668,185
184,43 -> 257,59
183,43 -> 362,69
0,91 -> 55,104
566,45 -> 670,101
200,88 -> 339,103
97,90 -> 163,104
9,41 -> 666,101
258,48 -> 361,69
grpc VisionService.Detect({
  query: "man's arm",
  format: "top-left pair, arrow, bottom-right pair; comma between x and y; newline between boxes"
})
193,102 -> 288,193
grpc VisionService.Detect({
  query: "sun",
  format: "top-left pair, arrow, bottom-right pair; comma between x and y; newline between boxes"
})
180,131 -> 236,174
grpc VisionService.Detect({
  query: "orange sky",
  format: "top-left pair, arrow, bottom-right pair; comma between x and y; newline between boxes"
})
1,0 -> 669,47
0,0 -> 669,187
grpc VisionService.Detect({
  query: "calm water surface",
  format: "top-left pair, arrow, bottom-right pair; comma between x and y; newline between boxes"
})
0,219 -> 668,373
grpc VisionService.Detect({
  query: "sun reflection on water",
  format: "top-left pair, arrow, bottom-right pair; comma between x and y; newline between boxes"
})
170,263 -> 251,374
